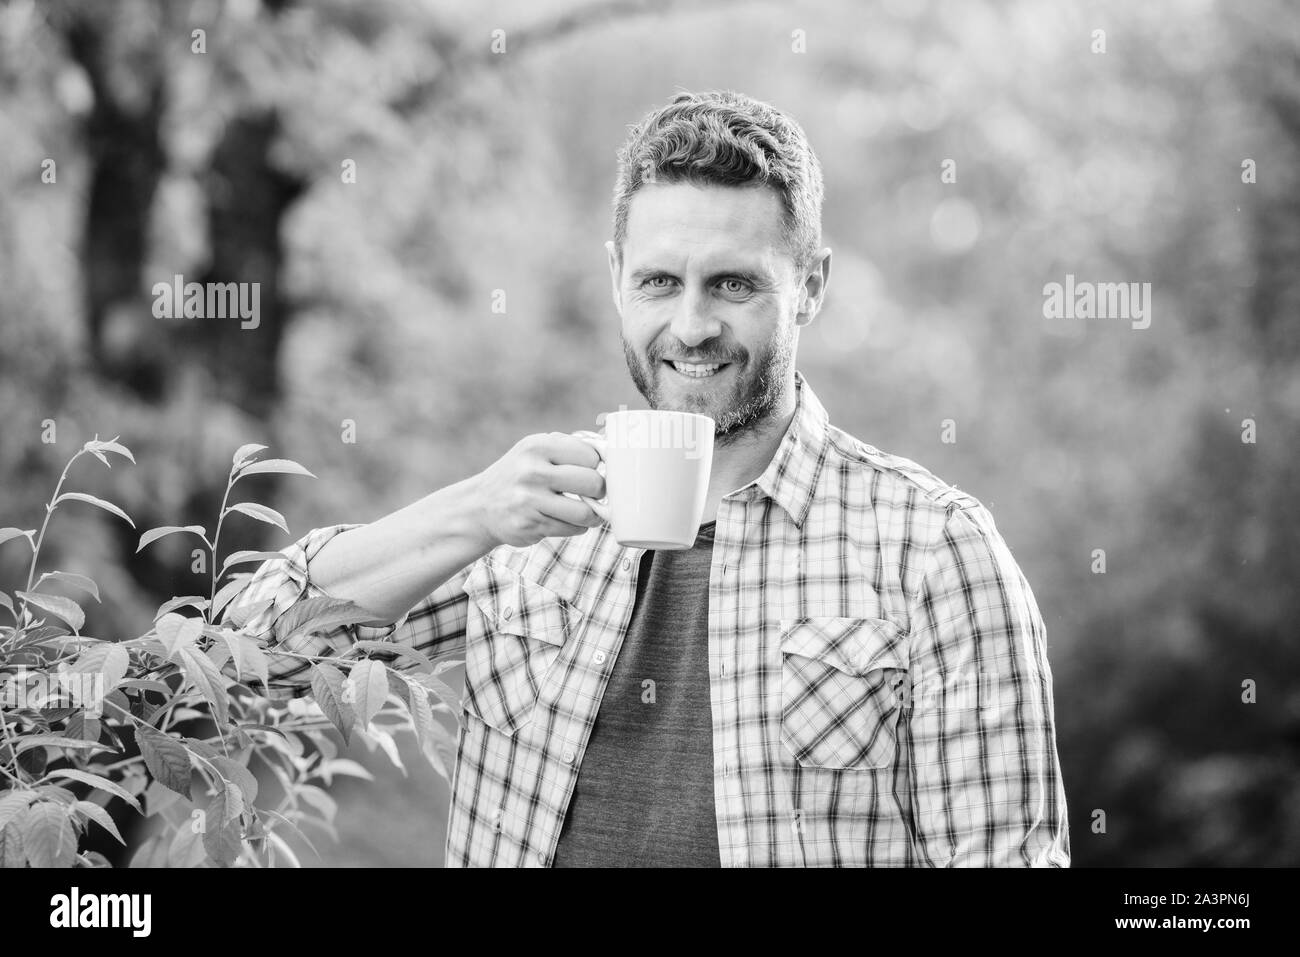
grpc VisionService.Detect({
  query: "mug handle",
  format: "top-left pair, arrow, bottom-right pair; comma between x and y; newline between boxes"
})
568,430 -> 611,523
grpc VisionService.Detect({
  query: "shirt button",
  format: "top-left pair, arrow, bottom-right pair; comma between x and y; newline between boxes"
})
621,557 -> 632,572
535,852 -> 546,866
719,662 -> 727,676
562,750 -> 575,764
592,650 -> 607,665
501,605 -> 513,620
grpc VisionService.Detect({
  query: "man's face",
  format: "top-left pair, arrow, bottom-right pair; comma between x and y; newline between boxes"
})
609,181 -> 823,441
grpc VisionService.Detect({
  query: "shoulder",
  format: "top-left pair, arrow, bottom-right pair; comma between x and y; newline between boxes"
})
816,422 -> 1022,587
821,422 -> 985,515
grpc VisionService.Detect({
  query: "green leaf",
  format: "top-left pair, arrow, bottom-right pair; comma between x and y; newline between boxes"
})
38,768 -> 143,813
259,807 -> 321,861
0,791 -> 38,831
53,492 -> 135,528
224,502 -> 288,534
207,640 -> 232,673
274,595 -> 379,644
206,628 -> 267,689
156,613 -> 204,661
356,723 -> 405,773
136,724 -> 193,799
400,674 -> 437,750
238,636 -> 270,688
203,793 -> 243,866
182,737 -> 221,761
232,443 -> 269,468
352,640 -> 434,672
14,591 -> 84,632
69,642 -> 130,696
294,784 -> 337,821
143,781 -> 182,818
410,669 -> 462,710
234,458 -> 316,480
0,528 -> 36,550
115,678 -> 170,695
15,735 -> 115,756
83,436 -> 135,464
309,664 -> 356,745
421,728 -> 458,783
34,571 -> 101,603
167,822 -> 206,868
210,755 -> 258,806
129,832 -> 170,868
177,644 -> 231,727
0,591 -> 12,617
63,712 -> 100,743
154,596 -> 209,620
72,801 -> 125,845
211,575 -> 252,621
315,758 -> 374,786
348,659 -> 390,727
210,779 -> 244,824
22,802 -> 77,868
221,550 -> 288,574
0,822 -> 23,868
137,525 -> 207,552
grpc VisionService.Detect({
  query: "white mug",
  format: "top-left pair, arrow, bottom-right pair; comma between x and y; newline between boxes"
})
574,409 -> 714,550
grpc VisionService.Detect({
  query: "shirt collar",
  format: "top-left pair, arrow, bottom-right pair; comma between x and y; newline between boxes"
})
729,370 -> 829,528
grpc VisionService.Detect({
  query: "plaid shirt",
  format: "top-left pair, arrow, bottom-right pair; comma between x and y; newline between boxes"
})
230,371 -> 1070,867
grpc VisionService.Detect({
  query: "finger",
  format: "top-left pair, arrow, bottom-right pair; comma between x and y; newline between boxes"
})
573,433 -> 607,465
538,433 -> 602,468
548,463 -> 605,499
534,517 -> 592,539
580,495 -> 611,523
537,491 -> 604,528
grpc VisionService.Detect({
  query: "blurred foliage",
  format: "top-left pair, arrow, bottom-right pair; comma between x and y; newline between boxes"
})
1,0 -> 1297,865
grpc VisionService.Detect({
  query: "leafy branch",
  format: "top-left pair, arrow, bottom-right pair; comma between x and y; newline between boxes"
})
0,437 -> 461,868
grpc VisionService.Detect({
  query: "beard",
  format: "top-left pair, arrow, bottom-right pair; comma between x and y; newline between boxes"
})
622,323 -> 795,445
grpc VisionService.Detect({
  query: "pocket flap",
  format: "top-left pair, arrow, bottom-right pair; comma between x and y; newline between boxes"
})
464,561 -> 573,646
778,617 -> 906,675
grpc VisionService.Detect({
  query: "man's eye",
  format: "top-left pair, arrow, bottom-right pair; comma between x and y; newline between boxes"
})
719,279 -> 750,295
643,276 -> 675,290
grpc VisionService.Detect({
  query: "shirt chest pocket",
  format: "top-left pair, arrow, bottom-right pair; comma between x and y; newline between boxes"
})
462,561 -> 575,736
778,616 -> 909,771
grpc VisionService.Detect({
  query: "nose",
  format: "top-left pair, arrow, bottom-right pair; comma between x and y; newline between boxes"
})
669,285 -> 722,348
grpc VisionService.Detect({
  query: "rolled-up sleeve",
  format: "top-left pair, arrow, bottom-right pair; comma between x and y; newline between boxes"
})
903,502 -> 1070,867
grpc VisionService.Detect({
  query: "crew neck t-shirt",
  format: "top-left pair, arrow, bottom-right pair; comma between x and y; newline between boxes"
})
551,521 -> 720,867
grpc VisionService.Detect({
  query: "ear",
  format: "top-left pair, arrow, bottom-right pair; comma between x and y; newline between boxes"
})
794,247 -> 832,328
606,240 -> 623,315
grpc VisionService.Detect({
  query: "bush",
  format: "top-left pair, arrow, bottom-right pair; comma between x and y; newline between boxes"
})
0,437 -> 459,867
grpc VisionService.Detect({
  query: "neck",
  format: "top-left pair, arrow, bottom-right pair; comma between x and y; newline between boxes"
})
701,383 -> 798,523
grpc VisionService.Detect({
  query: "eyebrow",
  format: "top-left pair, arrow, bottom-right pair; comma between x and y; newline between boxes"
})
628,265 -> 778,289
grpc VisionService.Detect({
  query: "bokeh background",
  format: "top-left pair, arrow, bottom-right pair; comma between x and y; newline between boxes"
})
1,0 -> 1298,866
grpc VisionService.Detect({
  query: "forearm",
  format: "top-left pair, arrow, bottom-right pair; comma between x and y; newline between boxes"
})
306,475 -> 493,627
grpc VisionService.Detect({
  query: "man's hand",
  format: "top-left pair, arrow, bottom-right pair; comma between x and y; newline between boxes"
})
468,432 -> 607,548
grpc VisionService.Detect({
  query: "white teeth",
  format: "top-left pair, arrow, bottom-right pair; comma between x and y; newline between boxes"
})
670,361 -> 723,378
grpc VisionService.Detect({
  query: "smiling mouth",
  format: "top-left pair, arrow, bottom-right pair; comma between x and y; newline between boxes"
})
664,359 -> 731,379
